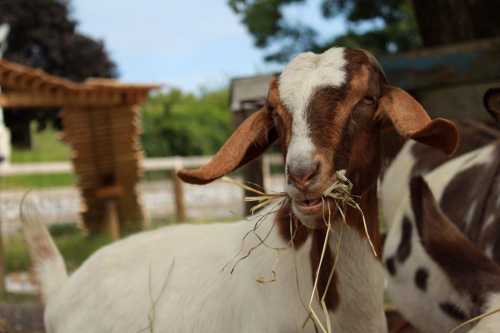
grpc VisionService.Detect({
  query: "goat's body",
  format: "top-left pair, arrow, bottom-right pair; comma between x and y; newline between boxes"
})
382,140 -> 500,332
30,205 -> 386,333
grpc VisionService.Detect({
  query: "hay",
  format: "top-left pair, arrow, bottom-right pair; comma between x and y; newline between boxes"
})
223,170 -> 373,333
307,199 -> 345,333
321,170 -> 377,257
137,260 -> 175,333
449,307 -> 500,333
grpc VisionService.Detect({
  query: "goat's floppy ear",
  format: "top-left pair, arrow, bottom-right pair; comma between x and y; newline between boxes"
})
377,86 -> 459,155
177,107 -> 277,185
484,88 -> 500,121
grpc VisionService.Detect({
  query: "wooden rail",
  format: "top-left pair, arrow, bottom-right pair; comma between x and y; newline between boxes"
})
0,154 -> 283,222
0,155 -> 282,176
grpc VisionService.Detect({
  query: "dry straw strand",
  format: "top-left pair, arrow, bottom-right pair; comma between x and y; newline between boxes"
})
137,260 -> 175,333
222,170 -> 371,333
322,170 -> 377,257
449,307 -> 500,333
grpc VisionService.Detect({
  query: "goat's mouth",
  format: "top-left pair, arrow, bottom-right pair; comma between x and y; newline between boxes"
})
293,197 -> 323,215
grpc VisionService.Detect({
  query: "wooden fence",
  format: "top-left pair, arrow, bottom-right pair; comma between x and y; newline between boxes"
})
0,154 -> 283,223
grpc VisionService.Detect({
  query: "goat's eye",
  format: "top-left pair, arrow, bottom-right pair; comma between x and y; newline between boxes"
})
362,96 -> 377,105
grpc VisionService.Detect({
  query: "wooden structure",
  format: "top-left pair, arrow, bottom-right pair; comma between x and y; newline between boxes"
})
0,59 -> 159,236
380,37 -> 500,123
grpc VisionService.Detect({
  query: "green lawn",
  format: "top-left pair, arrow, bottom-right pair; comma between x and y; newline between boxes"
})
11,125 -> 71,163
0,126 -> 75,189
5,224 -> 111,273
1,126 -> 174,189
0,173 -> 76,189
4,215 -> 241,274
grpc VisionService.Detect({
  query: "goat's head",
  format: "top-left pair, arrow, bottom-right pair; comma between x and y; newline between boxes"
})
178,47 -> 458,226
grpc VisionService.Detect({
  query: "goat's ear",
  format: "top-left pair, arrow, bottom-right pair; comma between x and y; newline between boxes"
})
177,107 -> 277,184
484,88 -> 500,121
377,86 -> 459,155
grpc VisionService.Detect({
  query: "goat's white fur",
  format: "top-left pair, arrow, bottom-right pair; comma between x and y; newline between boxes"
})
280,48 -> 346,171
380,141 -> 416,227
469,294 -> 500,333
25,48 -> 390,332
383,194 -> 472,333
380,141 -> 496,228
382,142 -> 500,333
25,203 -> 387,333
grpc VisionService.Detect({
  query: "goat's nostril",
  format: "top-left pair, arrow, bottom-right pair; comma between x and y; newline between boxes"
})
288,161 -> 320,188
305,161 -> 320,181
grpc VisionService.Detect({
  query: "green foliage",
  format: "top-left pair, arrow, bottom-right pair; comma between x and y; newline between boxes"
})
0,0 -> 117,139
229,0 -> 421,63
141,88 -> 232,157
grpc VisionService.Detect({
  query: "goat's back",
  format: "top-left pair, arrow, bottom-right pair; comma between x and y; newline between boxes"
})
44,217 -> 315,333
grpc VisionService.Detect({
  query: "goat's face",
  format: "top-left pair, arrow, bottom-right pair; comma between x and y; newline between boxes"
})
178,47 -> 458,227
272,48 -> 387,222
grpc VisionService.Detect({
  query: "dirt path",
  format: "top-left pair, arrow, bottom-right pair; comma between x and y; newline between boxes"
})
0,176 -> 286,234
0,302 -> 44,333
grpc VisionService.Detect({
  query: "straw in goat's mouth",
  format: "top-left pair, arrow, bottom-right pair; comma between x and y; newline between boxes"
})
222,170 -> 377,333
223,170 -> 377,257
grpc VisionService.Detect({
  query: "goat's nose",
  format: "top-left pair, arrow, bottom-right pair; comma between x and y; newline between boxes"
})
287,160 -> 320,189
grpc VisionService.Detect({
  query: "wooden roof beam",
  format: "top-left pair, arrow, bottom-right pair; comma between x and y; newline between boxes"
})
0,91 -> 131,108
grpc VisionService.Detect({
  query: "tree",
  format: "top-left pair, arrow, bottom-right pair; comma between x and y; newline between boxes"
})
141,89 -> 232,157
412,1 -> 500,47
0,0 -> 117,148
229,0 -> 500,63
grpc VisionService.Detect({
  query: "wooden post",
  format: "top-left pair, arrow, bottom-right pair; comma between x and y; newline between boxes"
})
103,201 -> 120,241
262,154 -> 271,191
0,219 -> 5,296
172,159 -> 186,222
241,157 -> 265,215
96,185 -> 123,240
234,109 -> 267,216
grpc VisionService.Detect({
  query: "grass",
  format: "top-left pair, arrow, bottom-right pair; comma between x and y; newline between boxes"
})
4,215 -> 240,274
0,173 -> 76,189
10,125 -> 71,163
1,125 -> 75,189
5,224 -> 111,273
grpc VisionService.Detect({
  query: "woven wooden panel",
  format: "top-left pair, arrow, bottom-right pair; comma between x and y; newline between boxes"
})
61,105 -> 146,234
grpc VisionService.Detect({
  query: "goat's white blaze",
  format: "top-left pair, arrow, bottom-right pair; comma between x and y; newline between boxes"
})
279,48 -> 346,167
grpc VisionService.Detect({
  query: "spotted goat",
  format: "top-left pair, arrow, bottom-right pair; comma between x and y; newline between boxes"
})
382,88 -> 500,333
24,47 -> 457,333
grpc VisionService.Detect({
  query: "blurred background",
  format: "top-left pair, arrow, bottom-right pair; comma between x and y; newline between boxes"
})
0,1 -> 499,331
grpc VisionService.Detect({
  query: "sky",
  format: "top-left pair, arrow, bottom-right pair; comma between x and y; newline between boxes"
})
72,0 -> 347,92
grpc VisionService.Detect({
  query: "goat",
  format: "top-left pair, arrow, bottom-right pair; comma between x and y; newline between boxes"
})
380,120 -> 498,226
382,88 -> 500,333
24,47 -> 457,333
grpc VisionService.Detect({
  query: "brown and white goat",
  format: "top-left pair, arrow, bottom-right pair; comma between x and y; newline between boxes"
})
382,89 -> 500,333
24,47 -> 457,333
